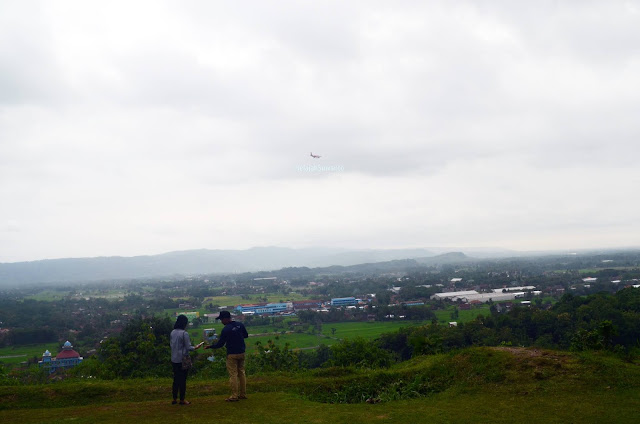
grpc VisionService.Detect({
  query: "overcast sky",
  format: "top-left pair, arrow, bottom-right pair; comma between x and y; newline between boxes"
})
1,1 -> 640,263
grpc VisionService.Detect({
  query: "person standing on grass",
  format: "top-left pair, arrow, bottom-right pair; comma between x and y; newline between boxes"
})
204,310 -> 249,402
170,314 -> 203,405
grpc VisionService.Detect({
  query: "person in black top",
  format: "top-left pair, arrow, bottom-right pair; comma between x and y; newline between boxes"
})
205,310 -> 249,401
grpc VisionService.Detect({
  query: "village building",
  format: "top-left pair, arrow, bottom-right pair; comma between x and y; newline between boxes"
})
453,292 -> 525,303
292,300 -> 323,310
491,286 -> 536,293
330,297 -> 357,307
431,290 -> 479,300
39,341 -> 83,374
236,302 -> 292,315
402,301 -> 425,307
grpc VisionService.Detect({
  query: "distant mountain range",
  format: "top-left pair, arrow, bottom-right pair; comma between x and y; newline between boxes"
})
0,246 -> 515,287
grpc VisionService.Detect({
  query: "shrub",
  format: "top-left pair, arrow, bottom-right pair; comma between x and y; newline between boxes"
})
328,337 -> 394,369
249,339 -> 298,372
0,364 -> 18,386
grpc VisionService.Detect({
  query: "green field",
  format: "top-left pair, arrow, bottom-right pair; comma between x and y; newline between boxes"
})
201,292 -> 311,308
577,267 -> 631,274
318,320 -> 419,339
0,343 -> 60,366
247,320 -> 425,352
23,290 -> 71,301
433,305 -> 491,323
24,288 -> 143,301
247,332 -> 332,351
182,320 -> 429,353
1,347 -> 639,423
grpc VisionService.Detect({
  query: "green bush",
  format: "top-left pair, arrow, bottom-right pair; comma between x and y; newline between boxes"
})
8,365 -> 49,385
190,353 -> 228,379
0,364 -> 17,386
249,339 -> 298,372
96,316 -> 173,379
328,337 -> 394,369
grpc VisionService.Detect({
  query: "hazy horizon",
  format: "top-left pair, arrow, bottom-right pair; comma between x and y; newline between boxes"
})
2,244 -> 639,265
2,1 -> 639,262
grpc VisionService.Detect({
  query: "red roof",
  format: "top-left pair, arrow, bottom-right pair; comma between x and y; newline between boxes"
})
56,349 -> 80,359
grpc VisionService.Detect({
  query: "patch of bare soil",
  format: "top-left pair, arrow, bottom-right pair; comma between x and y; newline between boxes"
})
491,346 -> 566,359
491,347 -> 570,379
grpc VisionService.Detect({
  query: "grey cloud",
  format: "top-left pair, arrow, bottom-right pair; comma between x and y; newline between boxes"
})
1,1 -> 640,261
0,17 -> 67,105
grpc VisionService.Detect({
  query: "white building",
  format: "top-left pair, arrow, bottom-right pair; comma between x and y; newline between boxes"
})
431,290 -> 479,300
491,286 -> 536,293
453,292 -> 525,303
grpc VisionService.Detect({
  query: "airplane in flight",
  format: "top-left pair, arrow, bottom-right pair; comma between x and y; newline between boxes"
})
310,152 -> 321,158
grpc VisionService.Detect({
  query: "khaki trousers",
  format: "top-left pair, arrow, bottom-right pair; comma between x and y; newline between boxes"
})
226,353 -> 246,399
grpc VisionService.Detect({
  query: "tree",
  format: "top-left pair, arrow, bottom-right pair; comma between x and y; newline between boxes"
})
450,308 -> 459,320
375,291 -> 391,307
98,316 -> 173,378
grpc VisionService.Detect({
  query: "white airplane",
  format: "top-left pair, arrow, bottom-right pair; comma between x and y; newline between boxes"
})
310,152 -> 321,158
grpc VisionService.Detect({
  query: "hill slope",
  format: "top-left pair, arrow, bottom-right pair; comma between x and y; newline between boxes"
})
1,347 -> 639,423
0,247 -> 443,286
0,248 -> 483,286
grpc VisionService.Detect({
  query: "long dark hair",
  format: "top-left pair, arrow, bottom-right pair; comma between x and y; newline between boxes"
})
174,314 -> 188,330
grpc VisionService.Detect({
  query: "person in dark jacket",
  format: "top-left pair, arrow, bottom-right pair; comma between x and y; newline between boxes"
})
205,310 -> 249,401
170,315 -> 203,405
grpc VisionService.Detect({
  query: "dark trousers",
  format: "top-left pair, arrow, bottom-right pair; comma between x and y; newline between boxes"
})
172,362 -> 188,401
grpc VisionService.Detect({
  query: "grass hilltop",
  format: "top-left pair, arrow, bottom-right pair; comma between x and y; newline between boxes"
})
1,347 -> 639,424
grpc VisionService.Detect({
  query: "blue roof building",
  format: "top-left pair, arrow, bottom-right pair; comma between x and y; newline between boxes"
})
330,297 -> 357,307
236,302 -> 291,315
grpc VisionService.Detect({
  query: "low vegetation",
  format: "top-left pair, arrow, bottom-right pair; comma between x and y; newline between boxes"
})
1,347 -> 639,423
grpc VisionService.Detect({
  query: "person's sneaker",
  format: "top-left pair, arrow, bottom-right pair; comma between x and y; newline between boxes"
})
225,397 -> 239,402
238,396 -> 248,400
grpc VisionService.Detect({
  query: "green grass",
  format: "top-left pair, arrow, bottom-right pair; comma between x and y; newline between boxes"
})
23,288 -> 146,301
243,320 -> 430,352
1,347 -> 639,423
23,290 -> 71,301
577,267 -> 632,274
260,320 -> 428,349
0,343 -> 60,366
248,333 -> 332,351
318,321 -> 418,339
434,305 -> 491,324
183,320 -> 424,353
3,388 -> 639,424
